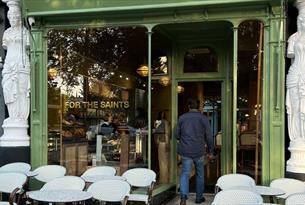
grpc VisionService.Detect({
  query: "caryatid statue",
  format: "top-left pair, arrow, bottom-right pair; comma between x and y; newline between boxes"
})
0,0 -> 30,146
286,0 -> 305,173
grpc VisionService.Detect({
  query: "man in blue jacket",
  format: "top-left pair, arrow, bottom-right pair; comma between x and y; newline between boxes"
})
177,98 -> 214,205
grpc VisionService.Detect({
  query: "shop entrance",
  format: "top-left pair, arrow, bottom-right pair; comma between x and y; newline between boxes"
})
177,81 -> 222,193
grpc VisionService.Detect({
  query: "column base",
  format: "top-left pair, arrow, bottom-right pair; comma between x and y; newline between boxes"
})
0,146 -> 30,166
285,171 -> 305,181
286,141 -> 305,173
0,121 -> 30,147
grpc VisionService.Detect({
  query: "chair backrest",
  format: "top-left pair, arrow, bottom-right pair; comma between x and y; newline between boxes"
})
0,162 -> 31,174
212,189 -> 263,205
122,168 -> 156,187
0,172 -> 27,193
81,166 -> 116,177
216,174 -> 256,191
41,176 -> 85,191
270,178 -> 305,199
87,179 -> 130,202
34,165 -> 66,183
285,192 -> 305,205
239,132 -> 256,146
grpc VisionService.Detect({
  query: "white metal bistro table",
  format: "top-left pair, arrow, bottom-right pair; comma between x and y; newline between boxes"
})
255,185 -> 285,197
81,175 -> 126,183
28,189 -> 92,204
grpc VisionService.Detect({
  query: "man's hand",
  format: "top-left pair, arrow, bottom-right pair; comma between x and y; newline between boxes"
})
207,153 -> 216,163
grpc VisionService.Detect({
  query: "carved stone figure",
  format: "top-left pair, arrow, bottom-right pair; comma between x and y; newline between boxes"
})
0,0 -> 30,146
286,1 -> 305,173
2,1 -> 30,122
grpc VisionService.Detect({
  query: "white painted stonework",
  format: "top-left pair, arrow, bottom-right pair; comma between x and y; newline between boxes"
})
286,1 -> 305,173
0,0 -> 30,146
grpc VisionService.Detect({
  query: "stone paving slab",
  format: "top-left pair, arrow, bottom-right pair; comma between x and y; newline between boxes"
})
165,193 -> 214,205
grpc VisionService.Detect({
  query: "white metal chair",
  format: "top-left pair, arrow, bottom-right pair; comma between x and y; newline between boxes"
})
270,178 -> 305,199
285,192 -> 305,205
0,162 -> 31,174
0,172 -> 27,205
33,165 -> 66,183
215,173 -> 256,193
122,168 -> 156,205
40,176 -> 85,191
87,179 -> 130,205
212,189 -> 263,205
81,166 -> 116,177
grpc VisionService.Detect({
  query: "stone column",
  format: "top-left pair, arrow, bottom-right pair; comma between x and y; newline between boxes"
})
286,0 -> 305,174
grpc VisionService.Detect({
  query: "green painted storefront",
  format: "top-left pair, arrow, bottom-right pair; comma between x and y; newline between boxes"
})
23,0 -> 286,195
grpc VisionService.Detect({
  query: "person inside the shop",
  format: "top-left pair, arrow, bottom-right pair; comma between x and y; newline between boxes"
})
134,107 -> 147,129
99,113 -> 114,135
153,110 -> 170,184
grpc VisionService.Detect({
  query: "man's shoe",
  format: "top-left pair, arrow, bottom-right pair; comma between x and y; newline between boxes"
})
180,198 -> 186,205
195,197 -> 206,204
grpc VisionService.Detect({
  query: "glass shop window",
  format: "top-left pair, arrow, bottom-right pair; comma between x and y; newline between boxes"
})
47,27 -> 148,175
184,47 -> 218,73
236,20 -> 264,183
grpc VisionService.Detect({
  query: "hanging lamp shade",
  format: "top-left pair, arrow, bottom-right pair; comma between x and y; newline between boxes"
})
137,64 -> 149,77
177,85 -> 185,93
159,76 -> 171,86
48,67 -> 58,79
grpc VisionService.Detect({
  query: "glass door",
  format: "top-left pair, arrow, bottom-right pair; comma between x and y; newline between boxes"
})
177,81 -> 221,193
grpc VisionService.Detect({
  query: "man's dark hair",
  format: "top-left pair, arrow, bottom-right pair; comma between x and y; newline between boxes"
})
187,98 -> 199,109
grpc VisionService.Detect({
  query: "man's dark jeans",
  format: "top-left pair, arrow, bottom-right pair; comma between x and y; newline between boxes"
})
179,156 -> 204,201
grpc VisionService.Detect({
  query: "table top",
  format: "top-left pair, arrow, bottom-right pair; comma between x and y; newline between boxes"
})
255,185 -> 285,196
25,171 -> 38,177
81,175 -> 126,183
28,190 -> 92,203
0,170 -> 38,177
230,186 -> 285,196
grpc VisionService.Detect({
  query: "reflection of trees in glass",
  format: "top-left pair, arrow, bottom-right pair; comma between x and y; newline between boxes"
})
47,27 -> 128,89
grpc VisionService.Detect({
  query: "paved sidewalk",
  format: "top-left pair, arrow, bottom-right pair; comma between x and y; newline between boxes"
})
166,193 -> 214,205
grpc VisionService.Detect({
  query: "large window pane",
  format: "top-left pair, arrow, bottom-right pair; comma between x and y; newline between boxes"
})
237,21 -> 264,183
47,27 -> 148,175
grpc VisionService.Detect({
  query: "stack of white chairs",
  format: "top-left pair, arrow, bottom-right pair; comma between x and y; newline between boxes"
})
0,172 -> 27,205
122,168 -> 156,205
